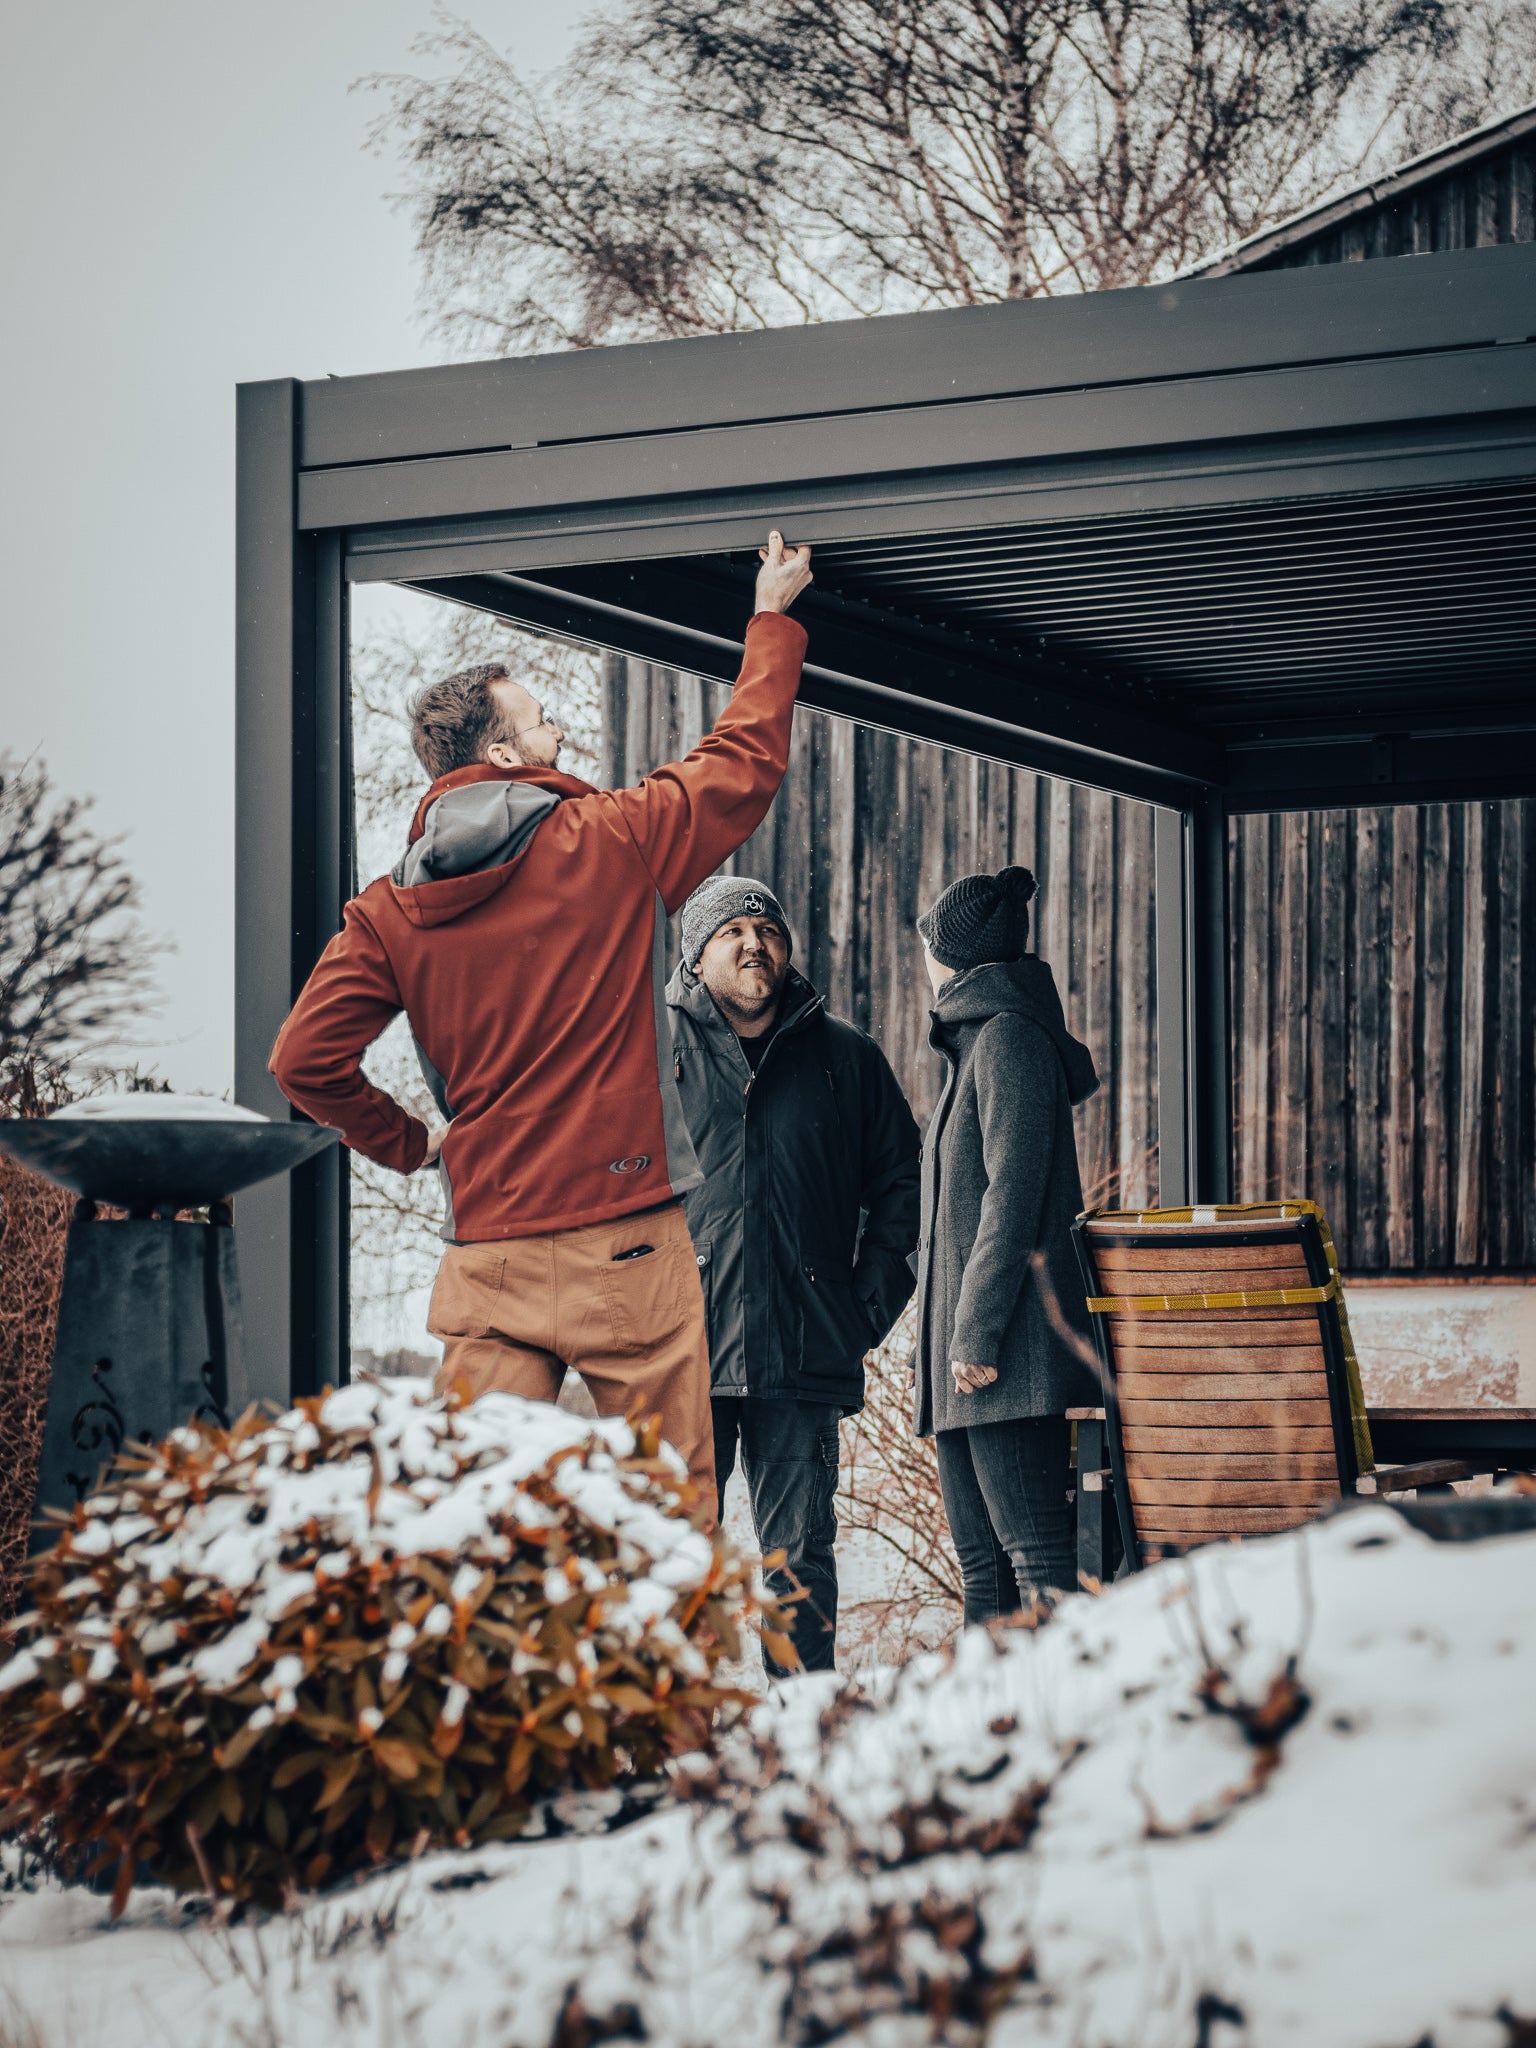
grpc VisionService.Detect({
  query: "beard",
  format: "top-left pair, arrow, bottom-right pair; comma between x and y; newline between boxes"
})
707,956 -> 785,1024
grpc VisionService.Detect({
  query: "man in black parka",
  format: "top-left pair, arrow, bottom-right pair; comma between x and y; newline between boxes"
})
667,875 -> 920,1672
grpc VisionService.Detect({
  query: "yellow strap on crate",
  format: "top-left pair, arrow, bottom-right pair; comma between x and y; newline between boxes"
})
1079,1198 -> 1374,1475
1086,1274 -> 1339,1314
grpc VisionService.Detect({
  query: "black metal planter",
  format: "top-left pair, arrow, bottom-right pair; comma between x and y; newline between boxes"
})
0,1109 -> 336,1542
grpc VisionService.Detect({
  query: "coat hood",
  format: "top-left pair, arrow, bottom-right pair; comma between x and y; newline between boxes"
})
388,764 -> 593,929
931,956 -> 1100,1105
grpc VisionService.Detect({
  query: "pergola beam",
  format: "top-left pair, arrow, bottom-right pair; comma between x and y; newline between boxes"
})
409,563 -> 1218,805
298,242 -> 1535,471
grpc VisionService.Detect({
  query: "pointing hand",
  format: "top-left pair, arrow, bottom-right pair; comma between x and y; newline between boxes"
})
754,530 -> 813,615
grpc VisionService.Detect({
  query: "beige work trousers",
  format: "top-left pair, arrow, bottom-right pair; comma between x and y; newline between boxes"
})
428,1200 -> 715,1512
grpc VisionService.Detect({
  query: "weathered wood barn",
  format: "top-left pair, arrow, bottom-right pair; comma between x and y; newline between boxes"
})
604,103 -> 1536,1279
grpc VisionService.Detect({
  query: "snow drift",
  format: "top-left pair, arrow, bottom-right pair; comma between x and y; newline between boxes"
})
0,1502 -> 1531,2046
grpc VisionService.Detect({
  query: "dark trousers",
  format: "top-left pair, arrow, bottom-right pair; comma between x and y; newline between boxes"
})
934,1414 -> 1076,1626
713,1397 -> 841,1674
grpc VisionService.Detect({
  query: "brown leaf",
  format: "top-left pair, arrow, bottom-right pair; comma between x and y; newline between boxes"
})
504,1733 -> 533,1794
213,1719 -> 266,1773
372,1738 -> 421,1781
316,1751 -> 363,1810
109,1848 -> 135,1922
270,1747 -> 329,1790
365,1805 -> 394,1863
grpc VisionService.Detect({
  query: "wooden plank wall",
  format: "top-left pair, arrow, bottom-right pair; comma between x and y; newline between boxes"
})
608,660 -> 1534,1273
604,657 -> 1160,1212
1252,132 -> 1534,268
1231,801 -> 1536,1273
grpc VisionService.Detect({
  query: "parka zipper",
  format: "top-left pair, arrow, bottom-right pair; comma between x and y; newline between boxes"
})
734,988 -> 823,1104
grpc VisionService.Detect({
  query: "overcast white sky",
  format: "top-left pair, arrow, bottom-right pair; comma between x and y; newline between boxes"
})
0,1 -> 591,1095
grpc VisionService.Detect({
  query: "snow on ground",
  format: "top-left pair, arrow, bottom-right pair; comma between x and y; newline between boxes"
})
2,1507 -> 1532,2048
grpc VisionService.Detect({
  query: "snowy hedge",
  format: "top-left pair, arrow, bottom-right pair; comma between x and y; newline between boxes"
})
0,1383 -> 774,1912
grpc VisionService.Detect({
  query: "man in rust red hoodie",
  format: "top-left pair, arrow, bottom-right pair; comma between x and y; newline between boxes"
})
270,534 -> 812,1512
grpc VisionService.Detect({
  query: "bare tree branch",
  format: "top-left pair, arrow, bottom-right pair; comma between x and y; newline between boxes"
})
0,755 -> 161,1107
367,0 -> 1535,352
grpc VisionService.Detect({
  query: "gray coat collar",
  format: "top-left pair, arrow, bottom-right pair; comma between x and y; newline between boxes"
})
666,962 -> 824,1048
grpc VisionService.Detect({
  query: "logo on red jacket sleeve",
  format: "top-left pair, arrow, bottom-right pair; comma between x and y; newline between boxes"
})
608,1155 -> 651,1175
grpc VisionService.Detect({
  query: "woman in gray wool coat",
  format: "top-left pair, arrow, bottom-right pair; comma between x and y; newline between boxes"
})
912,866 -> 1100,1622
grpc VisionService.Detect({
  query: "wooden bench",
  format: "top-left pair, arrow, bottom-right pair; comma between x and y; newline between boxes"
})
1068,1201 -> 1494,1574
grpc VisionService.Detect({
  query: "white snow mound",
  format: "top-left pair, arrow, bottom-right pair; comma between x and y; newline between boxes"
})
51,1094 -> 267,1122
1,1506 -> 1532,2048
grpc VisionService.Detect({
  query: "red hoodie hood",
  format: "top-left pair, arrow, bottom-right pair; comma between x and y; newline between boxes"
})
390,763 -> 597,929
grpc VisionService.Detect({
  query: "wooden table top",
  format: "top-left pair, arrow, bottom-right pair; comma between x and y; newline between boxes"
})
1367,1406 -> 1536,1422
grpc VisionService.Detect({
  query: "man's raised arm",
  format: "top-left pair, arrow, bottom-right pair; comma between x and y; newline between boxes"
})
609,532 -> 812,912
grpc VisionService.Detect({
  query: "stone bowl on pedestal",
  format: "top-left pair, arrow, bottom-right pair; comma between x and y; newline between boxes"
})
0,1098 -> 338,1538
0,1095 -> 335,1214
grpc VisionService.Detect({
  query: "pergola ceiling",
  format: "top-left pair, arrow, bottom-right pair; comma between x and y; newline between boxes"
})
803,476 -> 1536,741
301,240 -> 1536,809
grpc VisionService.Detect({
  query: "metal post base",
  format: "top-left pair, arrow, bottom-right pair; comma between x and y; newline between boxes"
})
32,1208 -> 251,1544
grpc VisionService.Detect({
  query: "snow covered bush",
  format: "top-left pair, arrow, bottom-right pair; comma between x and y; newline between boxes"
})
0,1383 -> 773,1913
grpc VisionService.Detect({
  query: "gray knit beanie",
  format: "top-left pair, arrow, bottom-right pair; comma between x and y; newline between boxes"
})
681,875 -> 792,972
917,866 -> 1037,971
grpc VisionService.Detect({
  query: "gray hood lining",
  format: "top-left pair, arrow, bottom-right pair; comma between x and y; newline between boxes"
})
392,780 -> 560,889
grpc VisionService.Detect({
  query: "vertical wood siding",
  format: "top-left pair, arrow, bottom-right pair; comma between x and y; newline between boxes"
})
605,658 -> 1160,1212
609,661 -> 1534,1272
1229,802 -> 1536,1273
1251,135 -> 1535,268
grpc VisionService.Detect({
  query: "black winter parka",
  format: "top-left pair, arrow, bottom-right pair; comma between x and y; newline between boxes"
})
666,965 -> 921,1411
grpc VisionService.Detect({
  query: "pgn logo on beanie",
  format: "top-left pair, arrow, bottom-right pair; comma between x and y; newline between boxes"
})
608,1155 -> 651,1175
743,891 -> 766,913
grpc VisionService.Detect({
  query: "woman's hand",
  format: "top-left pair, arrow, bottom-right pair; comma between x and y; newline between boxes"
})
951,1360 -> 998,1394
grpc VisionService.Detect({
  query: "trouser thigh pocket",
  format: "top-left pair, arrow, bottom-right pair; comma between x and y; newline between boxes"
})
427,1246 -> 505,1340
813,1415 -> 842,1550
597,1230 -> 690,1355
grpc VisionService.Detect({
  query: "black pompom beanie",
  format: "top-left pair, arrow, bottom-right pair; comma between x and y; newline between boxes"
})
918,866 -> 1038,971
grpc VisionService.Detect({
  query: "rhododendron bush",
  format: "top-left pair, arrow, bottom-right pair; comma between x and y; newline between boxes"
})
0,1383 -> 773,1912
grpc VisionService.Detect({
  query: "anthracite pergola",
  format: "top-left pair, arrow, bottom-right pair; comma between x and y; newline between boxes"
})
235,243 -> 1536,1407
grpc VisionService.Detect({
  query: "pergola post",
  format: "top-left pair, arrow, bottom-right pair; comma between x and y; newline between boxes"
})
1154,797 -> 1232,1207
234,380 -> 351,1405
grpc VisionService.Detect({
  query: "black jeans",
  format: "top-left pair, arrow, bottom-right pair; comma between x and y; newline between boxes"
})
714,1397 -> 841,1674
934,1414 -> 1076,1625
